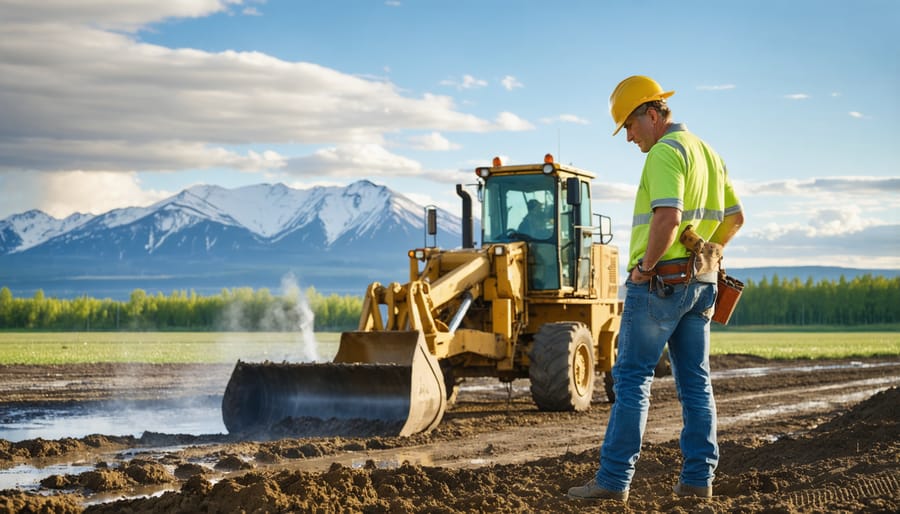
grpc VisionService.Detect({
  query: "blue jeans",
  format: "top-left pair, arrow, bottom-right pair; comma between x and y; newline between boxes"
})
595,278 -> 718,492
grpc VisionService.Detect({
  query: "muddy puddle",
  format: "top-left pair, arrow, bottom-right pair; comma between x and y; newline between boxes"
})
0,461 -> 95,490
710,359 -> 894,378
0,397 -> 225,442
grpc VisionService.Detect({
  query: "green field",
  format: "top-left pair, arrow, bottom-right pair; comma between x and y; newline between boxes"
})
0,332 -> 343,365
710,331 -> 900,359
0,331 -> 897,365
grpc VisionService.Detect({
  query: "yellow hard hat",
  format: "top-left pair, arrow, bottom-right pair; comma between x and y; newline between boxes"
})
609,75 -> 675,136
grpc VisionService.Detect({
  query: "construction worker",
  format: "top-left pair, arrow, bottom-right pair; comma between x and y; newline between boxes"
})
517,199 -> 552,239
568,75 -> 744,502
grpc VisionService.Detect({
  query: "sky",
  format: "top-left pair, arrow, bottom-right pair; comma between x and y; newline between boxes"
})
0,0 -> 898,269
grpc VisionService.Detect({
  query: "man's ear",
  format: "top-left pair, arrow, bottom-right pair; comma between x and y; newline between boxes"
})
646,106 -> 660,125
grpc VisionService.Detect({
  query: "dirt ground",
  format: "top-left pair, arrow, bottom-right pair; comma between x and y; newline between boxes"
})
1,355 -> 898,513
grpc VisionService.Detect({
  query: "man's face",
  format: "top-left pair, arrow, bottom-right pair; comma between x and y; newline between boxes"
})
623,108 -> 657,153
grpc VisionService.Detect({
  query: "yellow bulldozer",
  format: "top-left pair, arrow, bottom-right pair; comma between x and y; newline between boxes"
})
221,155 -> 623,437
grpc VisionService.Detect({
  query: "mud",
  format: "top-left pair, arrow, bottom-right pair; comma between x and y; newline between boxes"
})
0,355 -> 898,513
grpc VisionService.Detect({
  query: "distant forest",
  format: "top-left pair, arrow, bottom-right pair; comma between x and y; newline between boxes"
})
0,287 -> 362,331
727,274 -> 899,326
1,274 -> 898,330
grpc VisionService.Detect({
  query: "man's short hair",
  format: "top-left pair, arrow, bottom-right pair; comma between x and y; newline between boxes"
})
633,100 -> 671,121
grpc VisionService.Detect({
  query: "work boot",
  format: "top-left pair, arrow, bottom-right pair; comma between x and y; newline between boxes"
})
567,479 -> 629,502
673,480 -> 713,498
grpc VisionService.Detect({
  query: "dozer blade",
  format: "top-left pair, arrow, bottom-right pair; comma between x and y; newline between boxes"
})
221,330 -> 446,438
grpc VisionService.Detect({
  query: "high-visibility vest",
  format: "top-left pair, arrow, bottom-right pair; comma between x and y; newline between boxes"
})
628,123 -> 742,269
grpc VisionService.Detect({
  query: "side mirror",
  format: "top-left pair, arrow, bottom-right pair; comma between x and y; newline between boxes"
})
426,207 -> 438,236
566,177 -> 581,206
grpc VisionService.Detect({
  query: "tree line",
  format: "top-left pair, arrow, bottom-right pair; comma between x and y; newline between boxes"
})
0,286 -> 363,331
1,273 -> 897,331
727,274 -> 899,326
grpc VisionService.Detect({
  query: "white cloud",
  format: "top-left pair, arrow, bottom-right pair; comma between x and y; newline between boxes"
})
441,74 -> 488,90
541,114 -> 590,125
0,139 -> 286,172
284,144 -> 423,178
501,75 -> 523,91
784,93 -> 810,100
282,145 -> 475,187
242,7 -> 261,16
750,206 -> 876,240
0,8 -> 533,176
591,182 -> 636,202
687,175 -> 900,268
697,84 -> 736,91
0,170 -> 171,218
733,223 -> 900,269
848,111 -> 866,119
385,1 -> 402,6
494,112 -> 534,131
408,132 -> 461,151
0,0 -> 241,32
740,176 -> 899,196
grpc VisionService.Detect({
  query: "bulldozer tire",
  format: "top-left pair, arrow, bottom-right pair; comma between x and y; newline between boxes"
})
603,372 -> 615,404
529,322 -> 595,411
603,334 -> 619,403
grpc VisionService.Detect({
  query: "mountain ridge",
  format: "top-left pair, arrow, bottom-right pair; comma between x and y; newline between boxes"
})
0,180 -> 466,298
1,181 -> 896,300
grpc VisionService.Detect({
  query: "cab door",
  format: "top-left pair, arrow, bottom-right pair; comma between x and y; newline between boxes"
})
566,178 -> 593,294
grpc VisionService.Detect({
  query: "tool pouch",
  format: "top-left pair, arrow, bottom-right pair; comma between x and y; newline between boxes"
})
680,225 -> 723,276
713,270 -> 744,325
679,224 -> 742,324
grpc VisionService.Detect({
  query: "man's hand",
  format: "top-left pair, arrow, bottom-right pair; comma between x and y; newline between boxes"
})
630,267 -> 653,284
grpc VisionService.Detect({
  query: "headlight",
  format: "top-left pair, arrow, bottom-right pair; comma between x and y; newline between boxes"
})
542,163 -> 554,174
476,167 -> 491,178
493,245 -> 506,256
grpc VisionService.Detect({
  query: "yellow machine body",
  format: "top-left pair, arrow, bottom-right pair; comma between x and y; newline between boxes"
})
222,158 -> 623,437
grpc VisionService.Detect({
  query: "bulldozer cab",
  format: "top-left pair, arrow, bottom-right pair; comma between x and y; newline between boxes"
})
479,157 -> 597,294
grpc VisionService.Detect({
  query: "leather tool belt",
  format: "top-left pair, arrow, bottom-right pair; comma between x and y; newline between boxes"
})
678,224 -> 743,325
655,261 -> 692,285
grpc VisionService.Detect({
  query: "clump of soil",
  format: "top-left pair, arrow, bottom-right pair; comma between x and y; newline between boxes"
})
0,432 -> 230,464
213,454 -> 253,471
0,490 -> 84,514
173,462 -> 208,480
0,434 -> 136,461
41,459 -> 176,492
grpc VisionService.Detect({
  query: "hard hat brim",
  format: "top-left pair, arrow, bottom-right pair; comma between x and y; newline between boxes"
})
611,90 -> 675,136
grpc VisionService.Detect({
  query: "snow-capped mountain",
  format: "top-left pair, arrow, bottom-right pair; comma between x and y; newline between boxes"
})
0,180 -> 469,298
1,180 -> 462,256
0,209 -> 95,254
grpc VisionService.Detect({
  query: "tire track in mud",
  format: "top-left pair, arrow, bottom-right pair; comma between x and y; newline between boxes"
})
786,471 -> 899,509
246,367 -> 900,474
